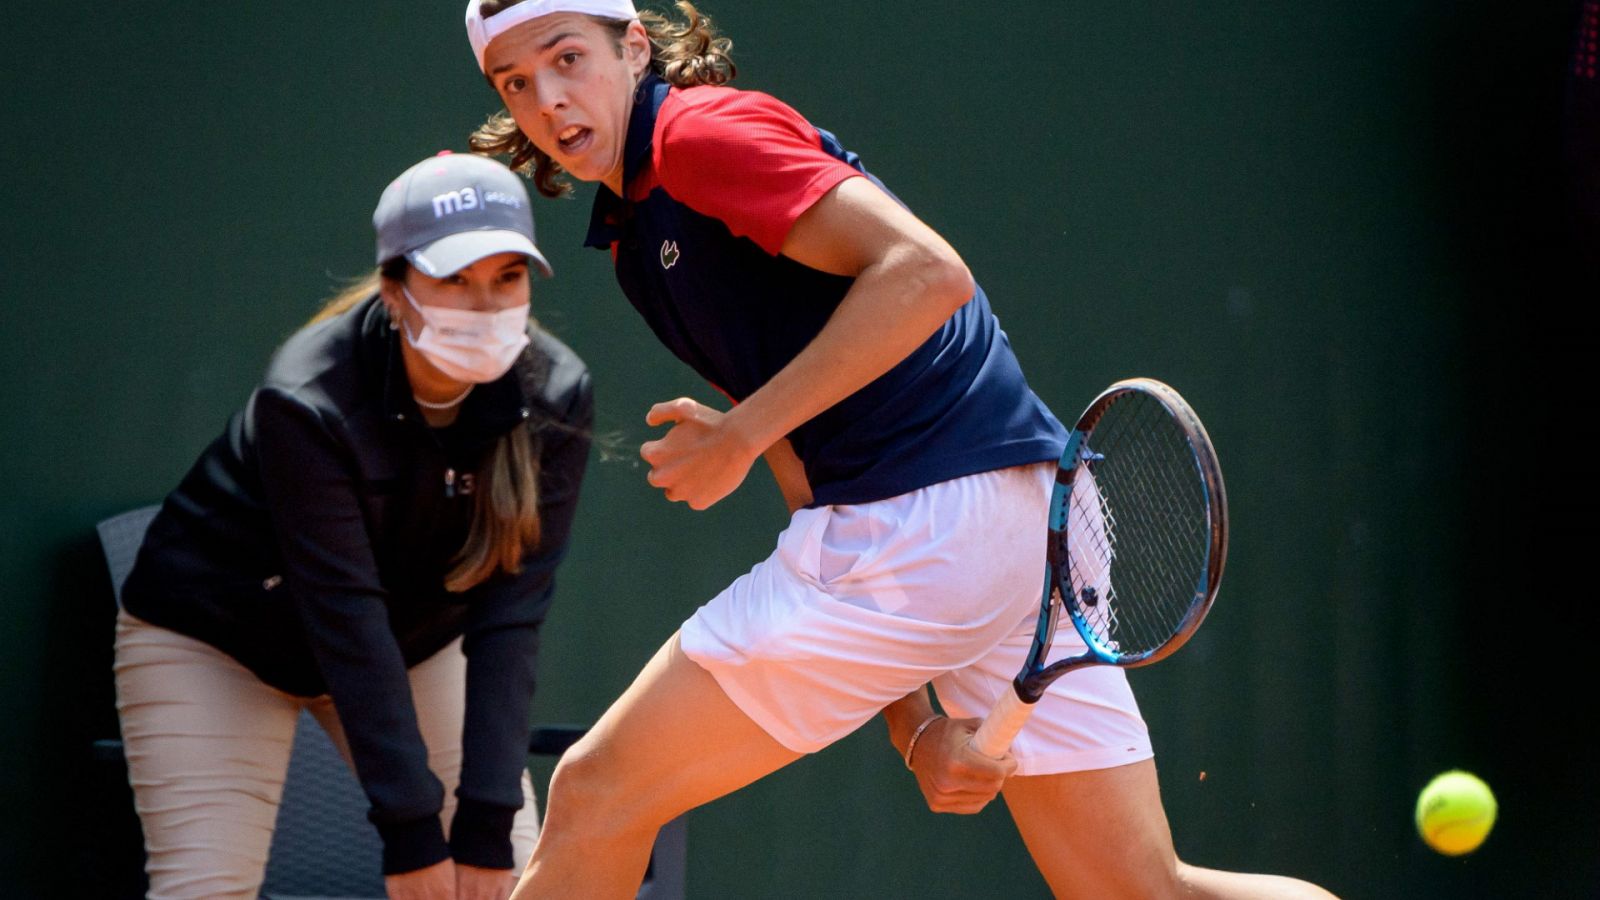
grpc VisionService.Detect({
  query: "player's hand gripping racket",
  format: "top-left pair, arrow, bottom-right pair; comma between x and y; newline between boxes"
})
970,377 -> 1228,758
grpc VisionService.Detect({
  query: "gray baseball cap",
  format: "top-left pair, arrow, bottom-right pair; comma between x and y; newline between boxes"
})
373,152 -> 552,278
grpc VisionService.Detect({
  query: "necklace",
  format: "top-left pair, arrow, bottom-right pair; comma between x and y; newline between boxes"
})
413,384 -> 473,410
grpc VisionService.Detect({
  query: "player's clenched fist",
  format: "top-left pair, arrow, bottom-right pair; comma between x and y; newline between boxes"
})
641,397 -> 762,510
908,716 -> 1017,814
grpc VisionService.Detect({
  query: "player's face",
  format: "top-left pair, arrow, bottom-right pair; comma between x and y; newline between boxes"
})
485,14 -> 651,194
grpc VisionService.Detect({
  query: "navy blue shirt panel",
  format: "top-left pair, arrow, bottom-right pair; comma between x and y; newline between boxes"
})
586,76 -> 1066,505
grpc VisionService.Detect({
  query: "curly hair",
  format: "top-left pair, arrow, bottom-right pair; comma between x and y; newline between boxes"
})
468,1 -> 736,197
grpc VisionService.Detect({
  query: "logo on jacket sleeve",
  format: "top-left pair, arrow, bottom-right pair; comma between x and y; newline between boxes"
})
660,240 -> 681,269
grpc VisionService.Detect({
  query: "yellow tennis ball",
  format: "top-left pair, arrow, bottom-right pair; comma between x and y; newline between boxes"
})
1415,770 -> 1497,856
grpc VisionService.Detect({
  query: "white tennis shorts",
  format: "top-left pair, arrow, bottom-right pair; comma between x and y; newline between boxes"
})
680,461 -> 1153,775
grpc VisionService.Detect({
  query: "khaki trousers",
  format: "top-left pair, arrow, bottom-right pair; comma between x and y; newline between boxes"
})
113,610 -> 540,899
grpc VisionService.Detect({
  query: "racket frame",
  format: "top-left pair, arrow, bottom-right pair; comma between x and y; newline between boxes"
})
971,378 -> 1227,756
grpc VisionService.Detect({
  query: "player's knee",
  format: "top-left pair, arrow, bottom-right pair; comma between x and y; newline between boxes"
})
1097,860 -> 1184,900
1152,859 -> 1188,897
1168,859 -> 1221,897
1073,852 -> 1183,899
546,741 -> 618,816
544,738 -> 662,838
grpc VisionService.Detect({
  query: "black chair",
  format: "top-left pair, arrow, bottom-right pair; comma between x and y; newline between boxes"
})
96,506 -> 686,900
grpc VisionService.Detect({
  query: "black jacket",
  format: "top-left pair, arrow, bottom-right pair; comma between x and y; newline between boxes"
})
122,294 -> 592,873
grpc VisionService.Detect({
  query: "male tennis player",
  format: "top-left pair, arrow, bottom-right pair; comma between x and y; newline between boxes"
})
462,2 -> 1337,897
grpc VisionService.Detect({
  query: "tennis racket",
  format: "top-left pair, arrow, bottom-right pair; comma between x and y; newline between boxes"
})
970,377 -> 1228,758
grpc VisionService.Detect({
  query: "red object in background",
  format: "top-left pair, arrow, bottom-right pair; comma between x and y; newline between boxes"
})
1575,1 -> 1598,78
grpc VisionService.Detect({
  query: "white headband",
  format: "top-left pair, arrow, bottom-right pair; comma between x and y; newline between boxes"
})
466,0 -> 639,71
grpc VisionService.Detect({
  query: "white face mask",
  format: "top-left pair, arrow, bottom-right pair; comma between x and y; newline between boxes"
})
400,285 -> 531,384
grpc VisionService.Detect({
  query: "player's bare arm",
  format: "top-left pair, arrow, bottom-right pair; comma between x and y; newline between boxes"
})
640,177 -> 973,510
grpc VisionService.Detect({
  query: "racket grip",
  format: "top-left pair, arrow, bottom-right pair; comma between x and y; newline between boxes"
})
970,686 -> 1035,758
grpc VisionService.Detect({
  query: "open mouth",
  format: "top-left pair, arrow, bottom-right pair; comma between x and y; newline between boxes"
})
557,125 -> 593,155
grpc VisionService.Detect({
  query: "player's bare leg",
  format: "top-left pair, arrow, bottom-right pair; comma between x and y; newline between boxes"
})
1002,759 -> 1338,900
509,631 -> 803,900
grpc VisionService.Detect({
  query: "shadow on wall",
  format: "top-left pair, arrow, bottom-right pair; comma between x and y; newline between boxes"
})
36,530 -> 148,898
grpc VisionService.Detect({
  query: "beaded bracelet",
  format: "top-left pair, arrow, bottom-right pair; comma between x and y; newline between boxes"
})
903,714 -> 943,770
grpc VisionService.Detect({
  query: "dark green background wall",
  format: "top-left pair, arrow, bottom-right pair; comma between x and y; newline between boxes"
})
3,2 -> 1594,897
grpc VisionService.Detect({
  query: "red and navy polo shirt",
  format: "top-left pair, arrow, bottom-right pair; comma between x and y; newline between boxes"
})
584,74 -> 1067,506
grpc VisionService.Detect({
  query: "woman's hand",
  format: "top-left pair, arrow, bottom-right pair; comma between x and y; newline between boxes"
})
908,716 -> 1017,814
641,398 -> 762,510
456,863 -> 518,900
386,860 -> 516,900
386,859 -> 456,900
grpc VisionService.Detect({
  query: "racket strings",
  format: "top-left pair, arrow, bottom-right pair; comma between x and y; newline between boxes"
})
1062,393 -> 1211,659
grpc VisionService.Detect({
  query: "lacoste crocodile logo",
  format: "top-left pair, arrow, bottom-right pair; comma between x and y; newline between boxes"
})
660,240 -> 681,270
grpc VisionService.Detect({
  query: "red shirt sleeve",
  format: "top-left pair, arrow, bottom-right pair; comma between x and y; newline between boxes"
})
652,86 -> 864,256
